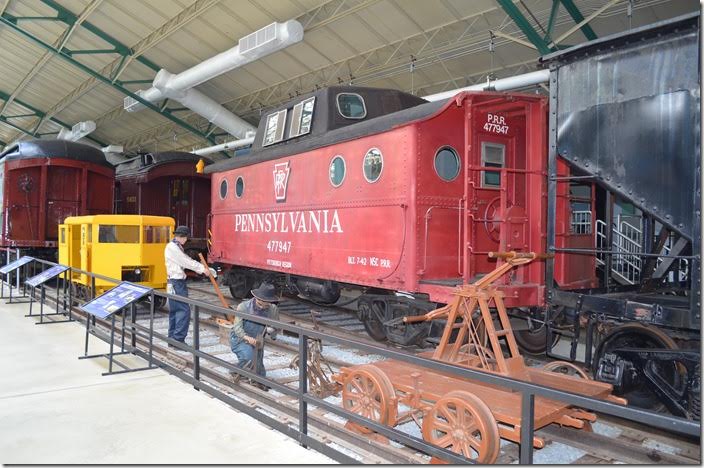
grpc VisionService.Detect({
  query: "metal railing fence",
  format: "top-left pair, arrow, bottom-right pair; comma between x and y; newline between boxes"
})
3,253 -> 700,464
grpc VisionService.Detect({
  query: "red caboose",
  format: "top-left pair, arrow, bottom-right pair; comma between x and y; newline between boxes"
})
0,140 -> 114,256
115,151 -> 211,257
207,87 -> 595,346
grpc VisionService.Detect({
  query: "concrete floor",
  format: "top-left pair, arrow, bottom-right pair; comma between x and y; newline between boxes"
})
0,295 -> 335,464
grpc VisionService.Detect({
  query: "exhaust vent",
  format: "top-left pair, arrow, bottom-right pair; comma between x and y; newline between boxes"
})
239,23 -> 277,55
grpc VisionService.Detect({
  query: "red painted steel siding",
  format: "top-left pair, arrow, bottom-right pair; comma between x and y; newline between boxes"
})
1,158 -> 114,247
210,91 -> 596,306
210,126 -> 417,291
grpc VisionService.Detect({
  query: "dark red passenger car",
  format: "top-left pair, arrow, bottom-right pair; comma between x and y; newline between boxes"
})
115,151 -> 211,257
0,139 -> 114,256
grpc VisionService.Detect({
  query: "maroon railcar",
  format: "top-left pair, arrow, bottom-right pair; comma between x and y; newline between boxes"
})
115,151 -> 211,256
206,86 -> 595,346
0,140 -> 114,254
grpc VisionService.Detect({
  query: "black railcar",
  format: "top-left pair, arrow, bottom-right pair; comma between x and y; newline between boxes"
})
541,12 -> 700,419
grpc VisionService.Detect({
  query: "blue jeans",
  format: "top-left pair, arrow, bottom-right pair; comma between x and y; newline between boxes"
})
168,279 -> 190,342
230,319 -> 266,376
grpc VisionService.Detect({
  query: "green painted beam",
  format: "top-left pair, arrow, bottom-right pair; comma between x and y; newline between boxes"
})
559,0 -> 598,41
12,16 -> 65,22
119,79 -> 153,85
41,0 -> 158,70
65,48 -> 120,56
0,14 -> 217,146
545,0 -> 561,42
496,0 -> 553,55
0,89 -> 107,146
0,115 -> 36,137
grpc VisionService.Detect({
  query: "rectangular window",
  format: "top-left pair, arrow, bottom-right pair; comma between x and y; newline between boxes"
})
60,228 -> 65,244
98,225 -> 139,243
481,142 -> 505,188
262,109 -> 287,146
289,102 -> 302,138
144,226 -> 170,244
289,97 -> 315,138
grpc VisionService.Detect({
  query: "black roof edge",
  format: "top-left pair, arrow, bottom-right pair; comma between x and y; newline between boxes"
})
540,11 -> 700,64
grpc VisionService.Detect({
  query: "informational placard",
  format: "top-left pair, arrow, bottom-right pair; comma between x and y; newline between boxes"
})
25,265 -> 70,288
0,256 -> 34,275
80,282 -> 152,319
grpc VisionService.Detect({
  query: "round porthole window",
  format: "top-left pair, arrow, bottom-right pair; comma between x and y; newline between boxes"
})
363,148 -> 383,183
235,176 -> 244,198
434,146 -> 460,181
219,179 -> 228,199
329,155 -> 346,187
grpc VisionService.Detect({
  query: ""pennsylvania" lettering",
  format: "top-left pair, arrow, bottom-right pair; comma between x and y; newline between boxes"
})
235,210 -> 343,233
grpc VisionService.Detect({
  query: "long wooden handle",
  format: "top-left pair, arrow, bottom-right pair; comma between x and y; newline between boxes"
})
198,253 -> 230,309
488,251 -> 555,260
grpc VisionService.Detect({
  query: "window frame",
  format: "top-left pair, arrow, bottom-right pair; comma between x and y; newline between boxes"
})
289,96 -> 315,138
329,155 -> 346,188
219,178 -> 228,200
235,176 -> 245,198
262,109 -> 288,147
480,141 -> 505,188
433,145 -> 461,182
336,92 -> 367,120
362,147 -> 384,184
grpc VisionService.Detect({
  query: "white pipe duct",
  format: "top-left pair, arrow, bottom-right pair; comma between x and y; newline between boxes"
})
193,136 -> 254,156
57,120 -> 96,141
124,20 -> 304,139
422,69 -> 550,102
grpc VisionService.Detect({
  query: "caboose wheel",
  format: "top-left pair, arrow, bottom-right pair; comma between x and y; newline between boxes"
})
358,299 -> 387,342
341,365 -> 397,433
422,390 -> 500,464
542,361 -> 590,379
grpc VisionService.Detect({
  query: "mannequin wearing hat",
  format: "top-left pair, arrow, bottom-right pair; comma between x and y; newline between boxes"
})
164,225 -> 217,346
230,282 -> 280,387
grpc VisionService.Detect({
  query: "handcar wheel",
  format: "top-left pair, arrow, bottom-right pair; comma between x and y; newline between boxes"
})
341,365 -> 397,433
593,323 -> 683,410
359,300 -> 387,342
542,361 -> 590,379
512,317 -> 560,355
422,390 -> 500,464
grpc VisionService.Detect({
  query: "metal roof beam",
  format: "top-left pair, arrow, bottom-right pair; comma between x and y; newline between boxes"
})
40,0 -> 159,72
558,0 -> 598,41
0,0 -> 102,125
32,0 -> 220,143
0,89 -> 107,146
0,13 -> 217,147
495,0 -> 553,55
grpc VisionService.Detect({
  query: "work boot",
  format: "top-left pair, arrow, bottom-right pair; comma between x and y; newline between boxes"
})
250,380 -> 269,392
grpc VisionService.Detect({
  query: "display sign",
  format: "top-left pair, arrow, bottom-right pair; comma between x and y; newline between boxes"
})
25,265 -> 70,288
80,282 -> 152,319
0,256 -> 34,275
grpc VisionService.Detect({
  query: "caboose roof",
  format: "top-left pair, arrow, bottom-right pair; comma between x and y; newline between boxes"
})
115,151 -> 211,176
206,86 -> 443,174
0,139 -> 112,168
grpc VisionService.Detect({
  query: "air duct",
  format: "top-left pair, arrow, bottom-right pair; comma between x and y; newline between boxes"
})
193,136 -> 254,156
423,69 -> 550,102
57,120 -> 96,141
124,20 -> 304,138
